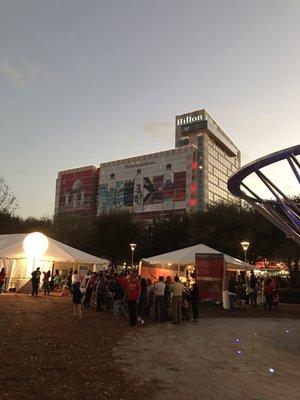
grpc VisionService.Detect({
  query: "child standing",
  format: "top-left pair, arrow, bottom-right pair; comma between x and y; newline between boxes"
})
72,282 -> 83,319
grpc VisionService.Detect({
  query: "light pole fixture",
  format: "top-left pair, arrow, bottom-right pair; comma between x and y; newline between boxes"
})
129,243 -> 137,268
240,241 -> 250,262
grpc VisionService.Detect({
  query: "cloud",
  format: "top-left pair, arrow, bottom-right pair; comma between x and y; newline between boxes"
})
0,59 -> 26,86
144,121 -> 173,140
0,58 -> 52,86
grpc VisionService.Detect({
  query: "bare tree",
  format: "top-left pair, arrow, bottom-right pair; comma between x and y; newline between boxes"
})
0,176 -> 18,214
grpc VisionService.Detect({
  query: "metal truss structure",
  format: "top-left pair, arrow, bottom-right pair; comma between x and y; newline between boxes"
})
227,145 -> 300,245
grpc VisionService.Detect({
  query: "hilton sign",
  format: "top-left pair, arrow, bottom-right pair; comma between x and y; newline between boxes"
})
176,114 -> 204,126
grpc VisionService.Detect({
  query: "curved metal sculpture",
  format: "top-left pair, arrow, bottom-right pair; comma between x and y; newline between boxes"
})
228,145 -> 300,245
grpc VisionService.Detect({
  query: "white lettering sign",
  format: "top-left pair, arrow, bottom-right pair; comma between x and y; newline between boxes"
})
125,161 -> 155,169
177,114 -> 203,126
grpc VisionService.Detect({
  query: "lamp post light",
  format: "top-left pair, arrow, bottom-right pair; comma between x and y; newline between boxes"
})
129,243 -> 137,269
241,241 -> 250,262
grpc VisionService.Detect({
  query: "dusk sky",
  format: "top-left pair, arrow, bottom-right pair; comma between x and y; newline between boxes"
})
1,0 -> 299,217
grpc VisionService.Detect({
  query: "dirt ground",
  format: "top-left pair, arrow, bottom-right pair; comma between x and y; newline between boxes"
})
0,294 -> 300,400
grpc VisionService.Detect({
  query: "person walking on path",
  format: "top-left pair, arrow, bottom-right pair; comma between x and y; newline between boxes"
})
43,270 -> 51,295
125,273 -> 140,326
0,267 -> 6,293
72,282 -> 83,319
154,276 -> 166,322
171,276 -> 184,324
31,267 -> 41,296
190,283 -> 199,322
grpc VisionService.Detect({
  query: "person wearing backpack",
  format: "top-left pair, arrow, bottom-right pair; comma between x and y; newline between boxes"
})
125,273 -> 140,326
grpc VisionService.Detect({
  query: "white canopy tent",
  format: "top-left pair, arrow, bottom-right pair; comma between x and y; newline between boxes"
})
0,233 -> 110,291
142,243 -> 251,270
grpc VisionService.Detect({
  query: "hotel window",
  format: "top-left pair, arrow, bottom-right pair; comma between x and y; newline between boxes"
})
110,173 -> 115,179
166,164 -> 172,171
137,169 -> 141,175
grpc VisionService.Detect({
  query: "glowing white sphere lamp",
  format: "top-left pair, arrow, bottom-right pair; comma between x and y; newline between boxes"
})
23,232 -> 49,259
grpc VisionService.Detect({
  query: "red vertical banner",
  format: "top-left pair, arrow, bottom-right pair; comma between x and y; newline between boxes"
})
195,253 -> 224,301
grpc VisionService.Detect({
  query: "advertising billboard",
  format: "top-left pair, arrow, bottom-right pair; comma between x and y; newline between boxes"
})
98,172 -> 186,212
98,148 -> 193,215
56,166 -> 98,217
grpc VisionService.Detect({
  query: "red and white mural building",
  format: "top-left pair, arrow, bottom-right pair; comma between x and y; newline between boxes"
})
54,109 -> 241,220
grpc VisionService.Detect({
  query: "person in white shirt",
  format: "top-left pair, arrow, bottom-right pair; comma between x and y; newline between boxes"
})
71,269 -> 80,286
154,276 -> 166,322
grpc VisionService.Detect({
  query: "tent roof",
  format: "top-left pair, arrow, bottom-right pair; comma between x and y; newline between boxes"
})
142,243 -> 251,270
0,234 -> 109,265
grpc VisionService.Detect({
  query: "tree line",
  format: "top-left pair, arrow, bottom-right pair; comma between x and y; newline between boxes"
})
0,176 -> 299,285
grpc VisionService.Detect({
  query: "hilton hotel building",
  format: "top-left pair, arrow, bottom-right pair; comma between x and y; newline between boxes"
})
54,109 -> 240,219
175,109 -> 240,210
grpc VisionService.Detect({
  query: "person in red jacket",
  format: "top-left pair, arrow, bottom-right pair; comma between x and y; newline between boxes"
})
125,273 -> 140,326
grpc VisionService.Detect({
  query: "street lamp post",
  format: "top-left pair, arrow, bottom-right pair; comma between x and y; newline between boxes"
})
240,241 -> 250,262
129,243 -> 137,269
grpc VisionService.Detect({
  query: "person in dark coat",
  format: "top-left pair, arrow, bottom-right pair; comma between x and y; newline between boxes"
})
31,268 -> 41,296
112,280 -> 127,317
228,274 -> 237,311
96,273 -> 106,312
164,276 -> 172,320
190,283 -> 199,322
72,282 -> 83,319
249,270 -> 258,307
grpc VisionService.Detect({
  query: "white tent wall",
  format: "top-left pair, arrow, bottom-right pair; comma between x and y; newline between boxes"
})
142,243 -> 251,271
1,257 -> 53,291
0,234 -> 110,292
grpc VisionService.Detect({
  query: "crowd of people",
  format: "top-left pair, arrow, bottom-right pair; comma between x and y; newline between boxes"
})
227,270 -> 280,311
0,264 -> 282,325
69,269 -> 200,325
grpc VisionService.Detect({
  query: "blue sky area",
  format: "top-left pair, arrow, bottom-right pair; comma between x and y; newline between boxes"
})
0,0 -> 299,217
